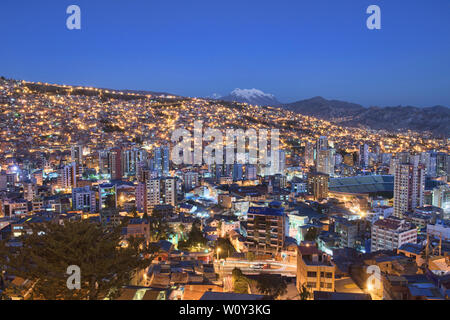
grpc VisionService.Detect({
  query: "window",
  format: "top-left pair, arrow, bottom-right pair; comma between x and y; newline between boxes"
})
307,271 -> 317,278
307,282 -> 316,288
326,272 -> 333,278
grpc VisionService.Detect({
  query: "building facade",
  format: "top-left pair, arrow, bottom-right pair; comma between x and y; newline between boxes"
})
371,218 -> 417,252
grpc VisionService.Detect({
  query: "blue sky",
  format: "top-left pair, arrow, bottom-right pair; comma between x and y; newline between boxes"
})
0,0 -> 449,106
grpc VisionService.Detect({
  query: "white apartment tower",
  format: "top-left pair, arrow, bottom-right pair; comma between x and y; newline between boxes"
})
393,155 -> 425,218
145,177 -> 176,212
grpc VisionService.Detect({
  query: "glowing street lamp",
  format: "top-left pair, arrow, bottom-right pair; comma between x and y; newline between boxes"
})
216,247 -> 221,260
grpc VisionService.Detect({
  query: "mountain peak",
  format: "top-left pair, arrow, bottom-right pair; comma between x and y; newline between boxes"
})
230,88 -> 275,99
308,96 -> 326,101
218,88 -> 280,106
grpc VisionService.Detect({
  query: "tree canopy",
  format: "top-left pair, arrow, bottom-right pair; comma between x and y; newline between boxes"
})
177,220 -> 207,251
148,209 -> 174,242
216,237 -> 235,259
298,283 -> 312,300
231,268 -> 249,294
254,274 -> 287,299
3,220 -> 154,300
304,227 -> 320,242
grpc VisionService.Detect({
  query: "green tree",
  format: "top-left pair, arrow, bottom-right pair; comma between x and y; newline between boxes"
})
232,267 -> 244,280
0,240 -> 9,300
5,220 -> 154,300
104,194 -> 116,209
216,237 -> 235,259
177,224 -> 186,240
177,220 -> 208,251
130,206 -> 138,218
298,283 -> 311,300
234,278 -> 249,294
148,210 -> 174,242
255,274 -> 287,299
232,268 -> 249,294
304,227 -> 319,242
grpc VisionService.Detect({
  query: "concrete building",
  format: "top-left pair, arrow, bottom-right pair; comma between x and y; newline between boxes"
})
146,177 -> 176,212
304,142 -> 315,167
152,146 -> 170,177
71,144 -> 83,166
427,220 -> 450,241
316,149 -> 335,176
432,185 -> 450,214
57,162 -> 77,190
99,183 -> 117,210
393,156 -> 425,218
246,205 -> 286,256
183,171 -> 199,191
296,243 -> 335,294
109,147 -> 123,180
72,186 -> 96,213
359,143 -> 369,168
291,177 -> 307,196
23,181 -> 38,202
371,218 -> 417,252
334,216 -> 358,249
307,172 -> 329,201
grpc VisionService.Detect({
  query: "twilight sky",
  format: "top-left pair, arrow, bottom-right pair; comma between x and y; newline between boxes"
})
0,0 -> 449,107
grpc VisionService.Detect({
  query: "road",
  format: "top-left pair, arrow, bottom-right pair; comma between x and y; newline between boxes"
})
214,259 -> 297,277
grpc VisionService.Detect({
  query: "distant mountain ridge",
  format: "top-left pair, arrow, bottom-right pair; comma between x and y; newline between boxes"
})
5,76 -> 448,137
121,89 -> 179,97
283,97 -> 450,137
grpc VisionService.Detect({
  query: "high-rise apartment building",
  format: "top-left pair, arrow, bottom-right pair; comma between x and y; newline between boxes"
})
123,147 -> 148,177
316,149 -> 335,176
432,185 -> 450,213
109,147 -> 123,180
145,177 -> 176,213
245,164 -> 257,180
307,172 -> 329,201
393,155 -> 425,218
359,144 -> 369,168
23,181 -> 38,202
183,171 -> 199,191
71,144 -> 83,166
152,146 -> 170,177
305,142 -> 315,167
316,136 -> 328,152
57,162 -> 77,189
246,205 -> 286,256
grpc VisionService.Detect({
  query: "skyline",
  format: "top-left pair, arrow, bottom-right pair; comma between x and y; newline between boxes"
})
1,0 -> 449,304
0,0 -> 449,107
0,74 -> 449,302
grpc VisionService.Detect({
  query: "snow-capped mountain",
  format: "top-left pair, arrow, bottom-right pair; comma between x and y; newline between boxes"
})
216,88 -> 281,106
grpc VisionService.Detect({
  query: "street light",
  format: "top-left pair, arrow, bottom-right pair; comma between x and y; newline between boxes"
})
217,247 -> 221,261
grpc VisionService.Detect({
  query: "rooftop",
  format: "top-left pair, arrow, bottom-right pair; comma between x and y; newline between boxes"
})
199,292 -> 267,300
329,175 -> 393,194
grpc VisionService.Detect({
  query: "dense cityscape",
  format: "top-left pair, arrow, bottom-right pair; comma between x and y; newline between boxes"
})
0,77 -> 448,300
